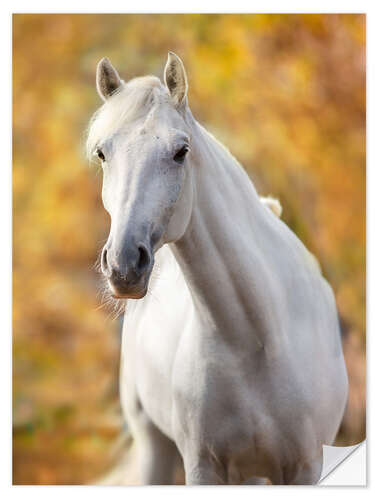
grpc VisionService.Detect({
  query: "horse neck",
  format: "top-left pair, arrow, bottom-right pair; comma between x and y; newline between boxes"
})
171,118 -> 271,343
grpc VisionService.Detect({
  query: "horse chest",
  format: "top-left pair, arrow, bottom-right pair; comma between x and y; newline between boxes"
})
172,333 -> 267,444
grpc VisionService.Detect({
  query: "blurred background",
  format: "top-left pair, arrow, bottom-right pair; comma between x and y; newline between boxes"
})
13,14 -> 366,485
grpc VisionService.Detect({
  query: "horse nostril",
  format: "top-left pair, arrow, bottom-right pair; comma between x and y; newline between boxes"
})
101,247 -> 110,276
136,244 -> 151,275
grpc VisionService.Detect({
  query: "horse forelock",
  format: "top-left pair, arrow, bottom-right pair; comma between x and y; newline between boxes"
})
86,76 -> 167,159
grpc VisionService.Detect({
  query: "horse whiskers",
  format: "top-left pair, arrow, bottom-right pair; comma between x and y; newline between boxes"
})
92,253 -> 128,320
101,290 -> 127,320
93,253 -> 103,273
106,296 -> 127,320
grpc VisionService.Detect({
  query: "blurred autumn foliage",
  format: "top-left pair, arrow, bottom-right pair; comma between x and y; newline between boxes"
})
13,14 -> 365,485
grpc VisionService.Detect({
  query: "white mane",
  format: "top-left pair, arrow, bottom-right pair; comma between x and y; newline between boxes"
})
86,76 -> 167,158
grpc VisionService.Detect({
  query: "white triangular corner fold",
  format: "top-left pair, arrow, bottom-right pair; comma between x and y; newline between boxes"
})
319,441 -> 366,485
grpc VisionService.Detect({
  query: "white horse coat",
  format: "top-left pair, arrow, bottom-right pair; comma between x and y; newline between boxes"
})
88,53 -> 348,484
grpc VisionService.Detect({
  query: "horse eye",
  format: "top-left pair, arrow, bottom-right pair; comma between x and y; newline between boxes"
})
96,148 -> 105,162
173,145 -> 189,164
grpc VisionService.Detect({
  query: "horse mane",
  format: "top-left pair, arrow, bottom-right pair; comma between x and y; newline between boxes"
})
86,76 -> 167,158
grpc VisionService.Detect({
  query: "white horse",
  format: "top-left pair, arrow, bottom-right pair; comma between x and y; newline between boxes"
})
87,52 -> 348,485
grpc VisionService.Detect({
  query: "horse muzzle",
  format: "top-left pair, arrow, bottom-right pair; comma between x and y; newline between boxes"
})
101,242 -> 153,299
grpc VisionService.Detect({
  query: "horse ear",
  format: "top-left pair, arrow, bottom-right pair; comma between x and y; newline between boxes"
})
96,57 -> 124,101
164,52 -> 188,107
